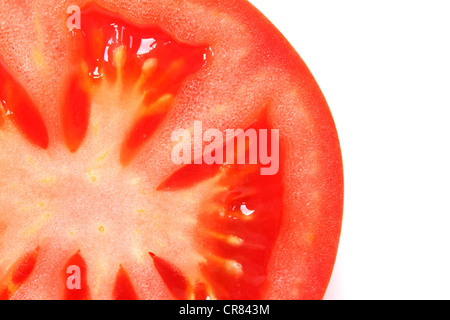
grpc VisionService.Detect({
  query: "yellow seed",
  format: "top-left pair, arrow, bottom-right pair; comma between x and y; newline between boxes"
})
225,259 -> 243,277
131,177 -> 141,185
36,201 -> 45,208
226,235 -> 244,246
87,169 -> 97,182
114,45 -> 127,70
205,230 -> 243,247
114,45 -> 127,87
133,58 -> 158,94
40,176 -> 55,184
142,58 -> 158,77
206,254 -> 244,278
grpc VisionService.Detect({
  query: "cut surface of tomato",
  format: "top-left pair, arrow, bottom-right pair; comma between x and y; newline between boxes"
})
0,0 -> 343,300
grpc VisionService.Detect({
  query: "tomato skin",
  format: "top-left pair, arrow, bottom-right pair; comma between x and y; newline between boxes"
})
0,0 -> 343,300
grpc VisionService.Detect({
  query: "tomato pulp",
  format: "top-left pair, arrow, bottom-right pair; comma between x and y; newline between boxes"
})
0,1 -> 343,300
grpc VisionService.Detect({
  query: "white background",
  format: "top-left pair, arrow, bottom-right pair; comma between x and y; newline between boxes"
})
249,0 -> 450,299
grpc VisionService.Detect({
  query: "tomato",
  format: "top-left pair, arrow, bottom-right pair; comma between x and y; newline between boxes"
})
0,0 -> 343,300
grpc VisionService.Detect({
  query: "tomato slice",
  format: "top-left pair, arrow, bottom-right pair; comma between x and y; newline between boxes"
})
0,1 -> 343,300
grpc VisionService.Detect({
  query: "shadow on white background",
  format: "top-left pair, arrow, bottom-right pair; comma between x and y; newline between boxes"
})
250,0 -> 450,300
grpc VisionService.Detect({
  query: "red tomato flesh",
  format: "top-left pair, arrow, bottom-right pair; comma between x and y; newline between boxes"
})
0,1 -> 343,300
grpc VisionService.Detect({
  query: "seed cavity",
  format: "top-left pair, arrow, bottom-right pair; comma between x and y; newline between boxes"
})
64,5 -> 211,167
